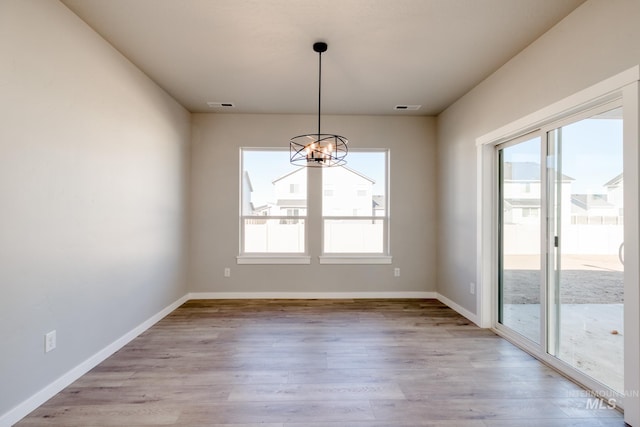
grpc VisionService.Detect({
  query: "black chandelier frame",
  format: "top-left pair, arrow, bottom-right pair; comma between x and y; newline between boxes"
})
290,42 -> 348,167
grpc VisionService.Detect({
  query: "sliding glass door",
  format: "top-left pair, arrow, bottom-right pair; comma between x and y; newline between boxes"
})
547,105 -> 624,394
497,103 -> 624,395
498,135 -> 543,344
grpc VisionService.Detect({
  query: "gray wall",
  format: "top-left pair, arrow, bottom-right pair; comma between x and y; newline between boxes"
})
0,0 -> 191,415
5,0 -> 638,421
189,113 -> 437,293
436,0 -> 640,313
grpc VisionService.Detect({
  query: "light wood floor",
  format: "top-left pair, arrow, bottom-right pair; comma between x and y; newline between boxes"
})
18,299 -> 626,426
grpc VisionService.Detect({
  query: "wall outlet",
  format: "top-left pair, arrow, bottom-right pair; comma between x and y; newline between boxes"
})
469,282 -> 476,295
394,267 -> 400,277
224,267 -> 231,278
45,330 -> 56,353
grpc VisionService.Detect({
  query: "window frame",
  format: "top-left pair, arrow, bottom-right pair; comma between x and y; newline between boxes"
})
320,148 -> 392,264
238,147 -> 310,264
237,147 -> 392,265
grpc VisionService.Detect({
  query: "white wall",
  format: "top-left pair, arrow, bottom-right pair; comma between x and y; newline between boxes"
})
0,0 -> 190,418
437,0 -> 640,313
190,114 -> 436,293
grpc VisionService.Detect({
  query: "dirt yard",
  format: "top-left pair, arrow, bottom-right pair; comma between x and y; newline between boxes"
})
502,254 -> 623,304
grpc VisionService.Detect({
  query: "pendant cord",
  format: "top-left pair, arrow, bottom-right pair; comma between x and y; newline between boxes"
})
317,50 -> 322,137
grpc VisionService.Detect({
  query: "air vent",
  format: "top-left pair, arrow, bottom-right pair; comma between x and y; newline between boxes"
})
207,102 -> 235,108
394,105 -> 421,111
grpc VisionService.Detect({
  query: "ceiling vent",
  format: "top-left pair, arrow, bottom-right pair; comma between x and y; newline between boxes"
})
207,102 -> 235,108
394,105 -> 421,111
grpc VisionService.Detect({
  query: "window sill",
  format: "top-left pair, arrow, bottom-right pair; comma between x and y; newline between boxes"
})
237,256 -> 311,265
319,256 -> 393,265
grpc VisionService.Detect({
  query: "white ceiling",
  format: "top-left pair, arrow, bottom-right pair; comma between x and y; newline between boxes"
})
61,0 -> 585,116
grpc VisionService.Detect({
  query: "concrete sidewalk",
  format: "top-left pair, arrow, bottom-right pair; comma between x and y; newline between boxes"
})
503,303 -> 623,394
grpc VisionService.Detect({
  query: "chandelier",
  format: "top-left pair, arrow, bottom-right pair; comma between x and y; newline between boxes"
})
290,42 -> 348,167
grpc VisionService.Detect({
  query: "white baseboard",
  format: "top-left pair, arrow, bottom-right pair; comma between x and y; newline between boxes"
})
188,291 -> 438,300
0,294 -> 189,427
3,290 -> 479,427
437,292 -> 480,326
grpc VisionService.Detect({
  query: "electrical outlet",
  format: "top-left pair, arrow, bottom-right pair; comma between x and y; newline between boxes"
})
469,282 -> 475,295
45,330 -> 56,353
224,267 -> 231,278
394,268 -> 400,277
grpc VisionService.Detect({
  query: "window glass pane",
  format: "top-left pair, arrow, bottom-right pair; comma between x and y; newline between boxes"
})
241,149 -> 306,254
498,136 -> 542,344
242,150 -> 307,216
547,106 -> 624,394
322,152 -> 386,217
244,218 -> 305,253
322,151 -> 387,254
324,219 -> 384,253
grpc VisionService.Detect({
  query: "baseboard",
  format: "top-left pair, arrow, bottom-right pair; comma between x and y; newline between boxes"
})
437,292 -> 480,326
188,291 -> 438,300
0,294 -> 190,427
3,290 -> 475,427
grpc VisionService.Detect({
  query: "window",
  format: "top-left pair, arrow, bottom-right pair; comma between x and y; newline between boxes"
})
322,150 -> 388,254
240,148 -> 390,263
240,149 -> 306,255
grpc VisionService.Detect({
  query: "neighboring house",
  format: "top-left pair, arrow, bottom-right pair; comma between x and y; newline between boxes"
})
322,166 -> 377,217
271,167 -> 308,217
256,166 -> 381,218
241,171 -> 255,215
502,162 -> 573,224
252,204 -> 272,216
372,195 -> 386,217
502,163 -> 625,256
605,172 -> 624,214
571,194 -> 619,224
570,173 -> 624,224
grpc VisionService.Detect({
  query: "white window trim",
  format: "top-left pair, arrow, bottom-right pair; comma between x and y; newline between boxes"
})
237,255 -> 311,265
321,148 -> 391,258
319,255 -> 392,265
240,148 -> 391,264
239,148 -> 309,259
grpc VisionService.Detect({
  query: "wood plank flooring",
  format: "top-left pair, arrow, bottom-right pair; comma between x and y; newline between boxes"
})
17,299 -> 626,426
